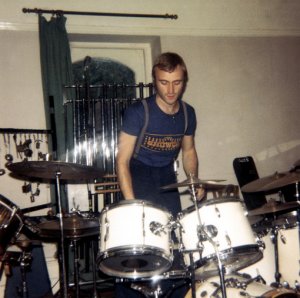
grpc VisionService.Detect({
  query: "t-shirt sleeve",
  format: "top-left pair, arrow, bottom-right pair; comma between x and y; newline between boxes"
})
185,105 -> 197,136
121,101 -> 144,136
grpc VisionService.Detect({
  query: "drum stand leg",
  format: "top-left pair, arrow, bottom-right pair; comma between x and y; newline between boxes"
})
72,239 -> 80,298
188,253 -> 196,298
91,240 -> 98,298
19,251 -> 31,298
55,171 -> 68,298
189,184 -> 227,297
216,258 -> 227,298
270,227 -> 281,286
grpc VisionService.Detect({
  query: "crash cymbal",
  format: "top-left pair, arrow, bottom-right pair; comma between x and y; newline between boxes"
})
293,159 -> 300,168
241,171 -> 287,192
38,213 -> 99,238
247,201 -> 300,216
261,170 -> 300,191
161,175 -> 226,190
7,160 -> 103,181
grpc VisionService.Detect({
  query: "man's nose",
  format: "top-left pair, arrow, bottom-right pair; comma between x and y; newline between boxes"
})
168,83 -> 175,94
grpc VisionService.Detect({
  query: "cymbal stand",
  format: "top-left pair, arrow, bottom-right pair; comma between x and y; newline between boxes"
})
189,183 -> 227,298
89,239 -> 99,298
295,181 -> 300,278
270,226 -> 281,285
19,250 -> 32,298
72,239 -> 80,298
188,253 -> 196,298
55,171 -> 68,298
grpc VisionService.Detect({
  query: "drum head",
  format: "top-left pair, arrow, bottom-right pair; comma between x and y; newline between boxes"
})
194,245 -> 263,279
104,199 -> 171,215
98,246 -> 172,279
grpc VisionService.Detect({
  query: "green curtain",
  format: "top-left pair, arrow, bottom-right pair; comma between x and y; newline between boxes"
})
39,14 -> 74,161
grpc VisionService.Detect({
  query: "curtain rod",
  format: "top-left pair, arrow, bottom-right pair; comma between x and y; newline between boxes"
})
22,8 -> 178,20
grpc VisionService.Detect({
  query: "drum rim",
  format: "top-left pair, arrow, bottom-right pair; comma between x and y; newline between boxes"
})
101,199 -> 172,215
0,194 -> 23,223
99,245 -> 172,260
98,246 -> 173,278
193,244 -> 262,279
178,196 -> 243,218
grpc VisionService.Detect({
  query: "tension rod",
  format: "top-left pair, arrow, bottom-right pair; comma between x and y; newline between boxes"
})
22,8 -> 178,20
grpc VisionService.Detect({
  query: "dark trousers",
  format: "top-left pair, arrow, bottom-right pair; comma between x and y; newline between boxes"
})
129,159 -> 181,218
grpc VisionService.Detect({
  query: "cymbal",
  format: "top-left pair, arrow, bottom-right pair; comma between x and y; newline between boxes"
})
241,170 -> 300,193
241,171 -> 286,192
38,213 -> 99,238
263,170 -> 300,191
294,159 -> 300,168
7,160 -> 103,181
247,201 -> 300,216
161,176 -> 226,190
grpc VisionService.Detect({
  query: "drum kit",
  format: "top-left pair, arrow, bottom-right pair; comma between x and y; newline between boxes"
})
1,161 -> 300,298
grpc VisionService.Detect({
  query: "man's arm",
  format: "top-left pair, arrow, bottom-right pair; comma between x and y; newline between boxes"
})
116,131 -> 137,200
181,135 -> 206,199
181,135 -> 199,177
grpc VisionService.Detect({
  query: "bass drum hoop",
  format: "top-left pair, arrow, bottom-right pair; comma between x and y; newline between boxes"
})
194,244 -> 262,279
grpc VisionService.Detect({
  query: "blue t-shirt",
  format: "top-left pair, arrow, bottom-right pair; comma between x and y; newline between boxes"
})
121,95 -> 197,167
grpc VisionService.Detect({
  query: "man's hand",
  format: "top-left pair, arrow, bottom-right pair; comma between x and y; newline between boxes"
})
196,187 -> 206,201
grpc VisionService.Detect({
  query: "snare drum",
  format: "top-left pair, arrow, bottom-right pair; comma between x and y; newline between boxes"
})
178,197 -> 262,279
0,194 -> 23,258
97,200 -> 173,278
184,274 -> 299,298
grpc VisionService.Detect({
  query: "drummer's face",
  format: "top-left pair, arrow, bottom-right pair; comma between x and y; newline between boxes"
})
154,66 -> 185,107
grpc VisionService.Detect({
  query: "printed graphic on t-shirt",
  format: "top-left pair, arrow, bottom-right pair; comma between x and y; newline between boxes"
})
141,134 -> 183,152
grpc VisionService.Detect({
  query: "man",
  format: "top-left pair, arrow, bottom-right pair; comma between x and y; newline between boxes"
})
115,52 -> 201,297
117,52 -> 199,217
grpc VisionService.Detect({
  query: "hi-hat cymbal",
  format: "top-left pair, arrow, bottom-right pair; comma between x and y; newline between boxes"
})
241,171 -> 300,193
161,176 -> 226,190
247,201 -> 300,216
7,160 -> 103,181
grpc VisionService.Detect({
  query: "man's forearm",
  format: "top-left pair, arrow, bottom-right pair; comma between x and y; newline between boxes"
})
117,163 -> 135,199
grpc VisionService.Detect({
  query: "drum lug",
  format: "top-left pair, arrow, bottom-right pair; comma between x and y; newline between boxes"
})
256,238 -> 266,250
104,216 -> 109,242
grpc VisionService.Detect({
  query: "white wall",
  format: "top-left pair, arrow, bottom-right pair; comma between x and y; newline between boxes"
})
162,36 -> 300,178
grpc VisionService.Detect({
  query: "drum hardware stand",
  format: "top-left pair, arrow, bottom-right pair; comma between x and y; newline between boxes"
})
71,239 -> 80,298
91,239 -> 99,298
188,252 -> 197,298
54,171 -> 68,298
130,283 -> 162,298
269,226 -> 282,286
68,236 -> 99,298
189,182 -> 227,298
18,250 -> 32,298
2,250 -> 32,298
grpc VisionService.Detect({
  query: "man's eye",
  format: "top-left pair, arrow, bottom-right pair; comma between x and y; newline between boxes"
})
173,81 -> 182,86
160,81 -> 168,85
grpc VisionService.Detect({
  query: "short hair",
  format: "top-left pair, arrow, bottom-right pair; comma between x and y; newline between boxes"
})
152,52 -> 188,84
